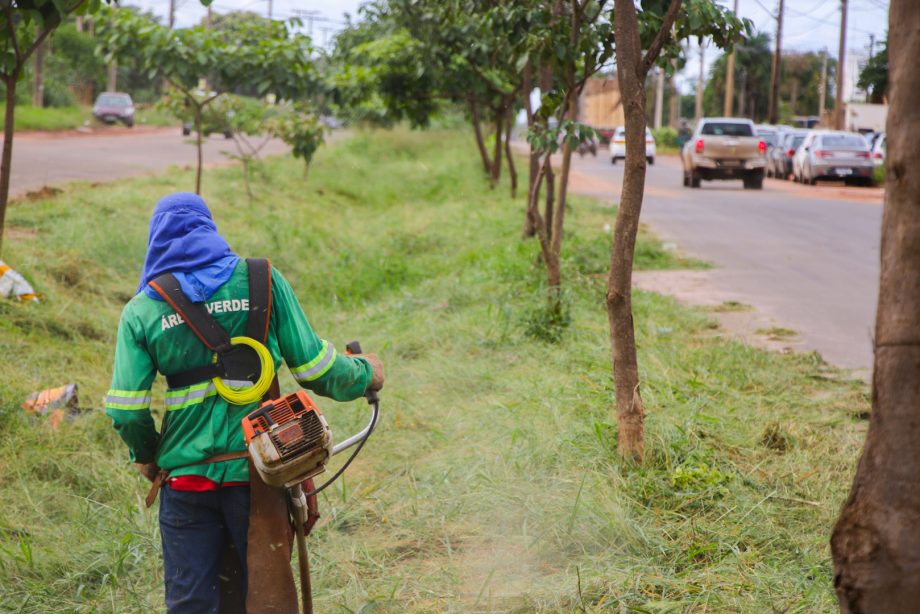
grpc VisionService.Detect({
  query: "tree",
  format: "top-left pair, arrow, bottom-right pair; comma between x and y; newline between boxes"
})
272,107 -> 326,179
525,0 -> 613,319
0,0 -> 106,257
857,36 -> 888,104
97,8 -> 316,194
607,0 -> 748,459
704,42 -> 834,120
702,32 -> 771,120
830,3 -> 920,609
331,1 -> 531,196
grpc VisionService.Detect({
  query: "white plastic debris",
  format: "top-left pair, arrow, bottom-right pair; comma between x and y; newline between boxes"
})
0,260 -> 39,302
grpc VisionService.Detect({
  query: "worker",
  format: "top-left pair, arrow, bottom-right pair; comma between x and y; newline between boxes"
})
104,192 -> 384,613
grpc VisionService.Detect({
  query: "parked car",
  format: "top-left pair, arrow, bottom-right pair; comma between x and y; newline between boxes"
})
92,92 -> 135,127
609,126 -> 656,165
796,131 -> 874,186
755,124 -> 780,153
871,133 -> 886,167
681,117 -> 767,189
769,131 -> 808,180
577,136 -> 598,157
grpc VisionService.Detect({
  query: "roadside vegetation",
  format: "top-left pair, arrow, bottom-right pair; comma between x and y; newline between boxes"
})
0,129 -> 868,612
1,104 -> 177,132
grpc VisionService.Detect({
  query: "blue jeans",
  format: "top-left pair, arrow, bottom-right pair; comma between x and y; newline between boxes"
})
159,486 -> 250,613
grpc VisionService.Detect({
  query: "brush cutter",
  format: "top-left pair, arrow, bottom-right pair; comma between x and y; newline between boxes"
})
242,340 -> 380,614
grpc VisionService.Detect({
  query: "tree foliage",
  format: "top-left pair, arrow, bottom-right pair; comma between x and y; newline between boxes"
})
97,7 -> 317,193
0,0 -> 112,256
704,35 -> 835,121
857,37 -> 887,104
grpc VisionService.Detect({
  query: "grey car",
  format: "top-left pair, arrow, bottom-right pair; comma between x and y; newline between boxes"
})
800,132 -> 874,186
92,92 -> 135,127
769,131 -> 807,180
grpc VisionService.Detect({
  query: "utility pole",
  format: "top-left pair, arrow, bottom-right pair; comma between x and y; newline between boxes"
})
835,0 -> 847,129
654,67 -> 664,129
768,0 -> 785,124
695,40 -> 705,121
868,33 -> 875,60
206,5 -> 213,29
268,0 -> 273,20
169,0 -> 175,29
723,0 -> 739,117
819,49 -> 828,119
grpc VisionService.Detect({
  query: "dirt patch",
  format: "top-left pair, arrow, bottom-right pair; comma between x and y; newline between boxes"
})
17,186 -> 62,202
633,269 -> 808,356
5,225 -> 39,239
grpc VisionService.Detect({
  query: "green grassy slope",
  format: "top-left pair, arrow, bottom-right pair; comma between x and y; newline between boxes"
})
0,129 -> 867,612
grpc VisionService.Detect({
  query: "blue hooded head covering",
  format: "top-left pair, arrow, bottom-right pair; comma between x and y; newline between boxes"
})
137,192 -> 240,302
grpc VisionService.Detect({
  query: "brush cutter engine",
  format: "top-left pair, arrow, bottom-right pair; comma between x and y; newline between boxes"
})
243,391 -> 333,488
243,377 -> 380,492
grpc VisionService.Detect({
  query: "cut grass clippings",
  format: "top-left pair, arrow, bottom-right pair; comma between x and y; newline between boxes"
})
0,128 -> 867,612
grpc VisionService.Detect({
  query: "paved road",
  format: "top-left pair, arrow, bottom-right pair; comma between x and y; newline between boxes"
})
4,127 -> 289,198
569,152 -> 882,370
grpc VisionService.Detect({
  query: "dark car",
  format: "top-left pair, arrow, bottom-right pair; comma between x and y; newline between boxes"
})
769,131 -> 807,180
92,92 -> 135,127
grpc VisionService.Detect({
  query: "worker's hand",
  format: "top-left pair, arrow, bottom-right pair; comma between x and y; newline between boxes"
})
135,462 -> 160,483
358,353 -> 385,391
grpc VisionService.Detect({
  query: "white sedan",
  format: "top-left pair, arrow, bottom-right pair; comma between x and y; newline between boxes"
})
609,126 -> 656,165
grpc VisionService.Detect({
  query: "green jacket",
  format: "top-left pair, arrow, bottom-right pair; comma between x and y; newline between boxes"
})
105,261 -> 372,483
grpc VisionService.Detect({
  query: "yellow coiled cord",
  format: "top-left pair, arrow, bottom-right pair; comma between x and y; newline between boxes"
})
212,336 -> 275,405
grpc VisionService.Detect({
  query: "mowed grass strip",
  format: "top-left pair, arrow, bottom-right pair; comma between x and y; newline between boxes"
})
0,128 -> 867,613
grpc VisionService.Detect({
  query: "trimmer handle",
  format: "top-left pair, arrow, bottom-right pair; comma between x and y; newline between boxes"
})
346,340 -> 379,404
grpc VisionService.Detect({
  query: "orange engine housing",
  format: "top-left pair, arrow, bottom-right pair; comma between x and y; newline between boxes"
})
242,390 -> 333,488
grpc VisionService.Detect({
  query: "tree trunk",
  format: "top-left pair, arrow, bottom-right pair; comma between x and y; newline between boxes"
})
608,0 -> 651,461
490,106 -> 503,188
504,113 -> 517,199
544,161 -> 555,241
522,62 -> 539,237
470,98 -> 492,175
831,1 -> 920,609
32,41 -> 45,108
194,104 -> 204,195
527,153 -> 562,313
0,77 -> 17,257
551,92 -> 577,259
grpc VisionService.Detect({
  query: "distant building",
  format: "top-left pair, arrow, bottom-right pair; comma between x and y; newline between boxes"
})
843,49 -> 869,103
578,78 -> 625,142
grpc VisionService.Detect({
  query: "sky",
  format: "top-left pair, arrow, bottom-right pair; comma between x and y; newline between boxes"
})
681,0 -> 889,93
124,0 -> 364,47
123,0 -> 890,91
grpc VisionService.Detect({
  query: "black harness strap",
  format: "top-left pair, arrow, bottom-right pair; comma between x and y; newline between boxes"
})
149,258 -> 273,390
246,258 -> 272,344
149,274 -> 232,353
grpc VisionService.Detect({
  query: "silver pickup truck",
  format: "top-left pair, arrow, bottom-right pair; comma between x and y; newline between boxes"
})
681,118 -> 767,190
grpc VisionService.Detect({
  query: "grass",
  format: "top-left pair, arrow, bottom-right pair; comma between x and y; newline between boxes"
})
2,104 -> 178,132
0,128 -> 868,612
